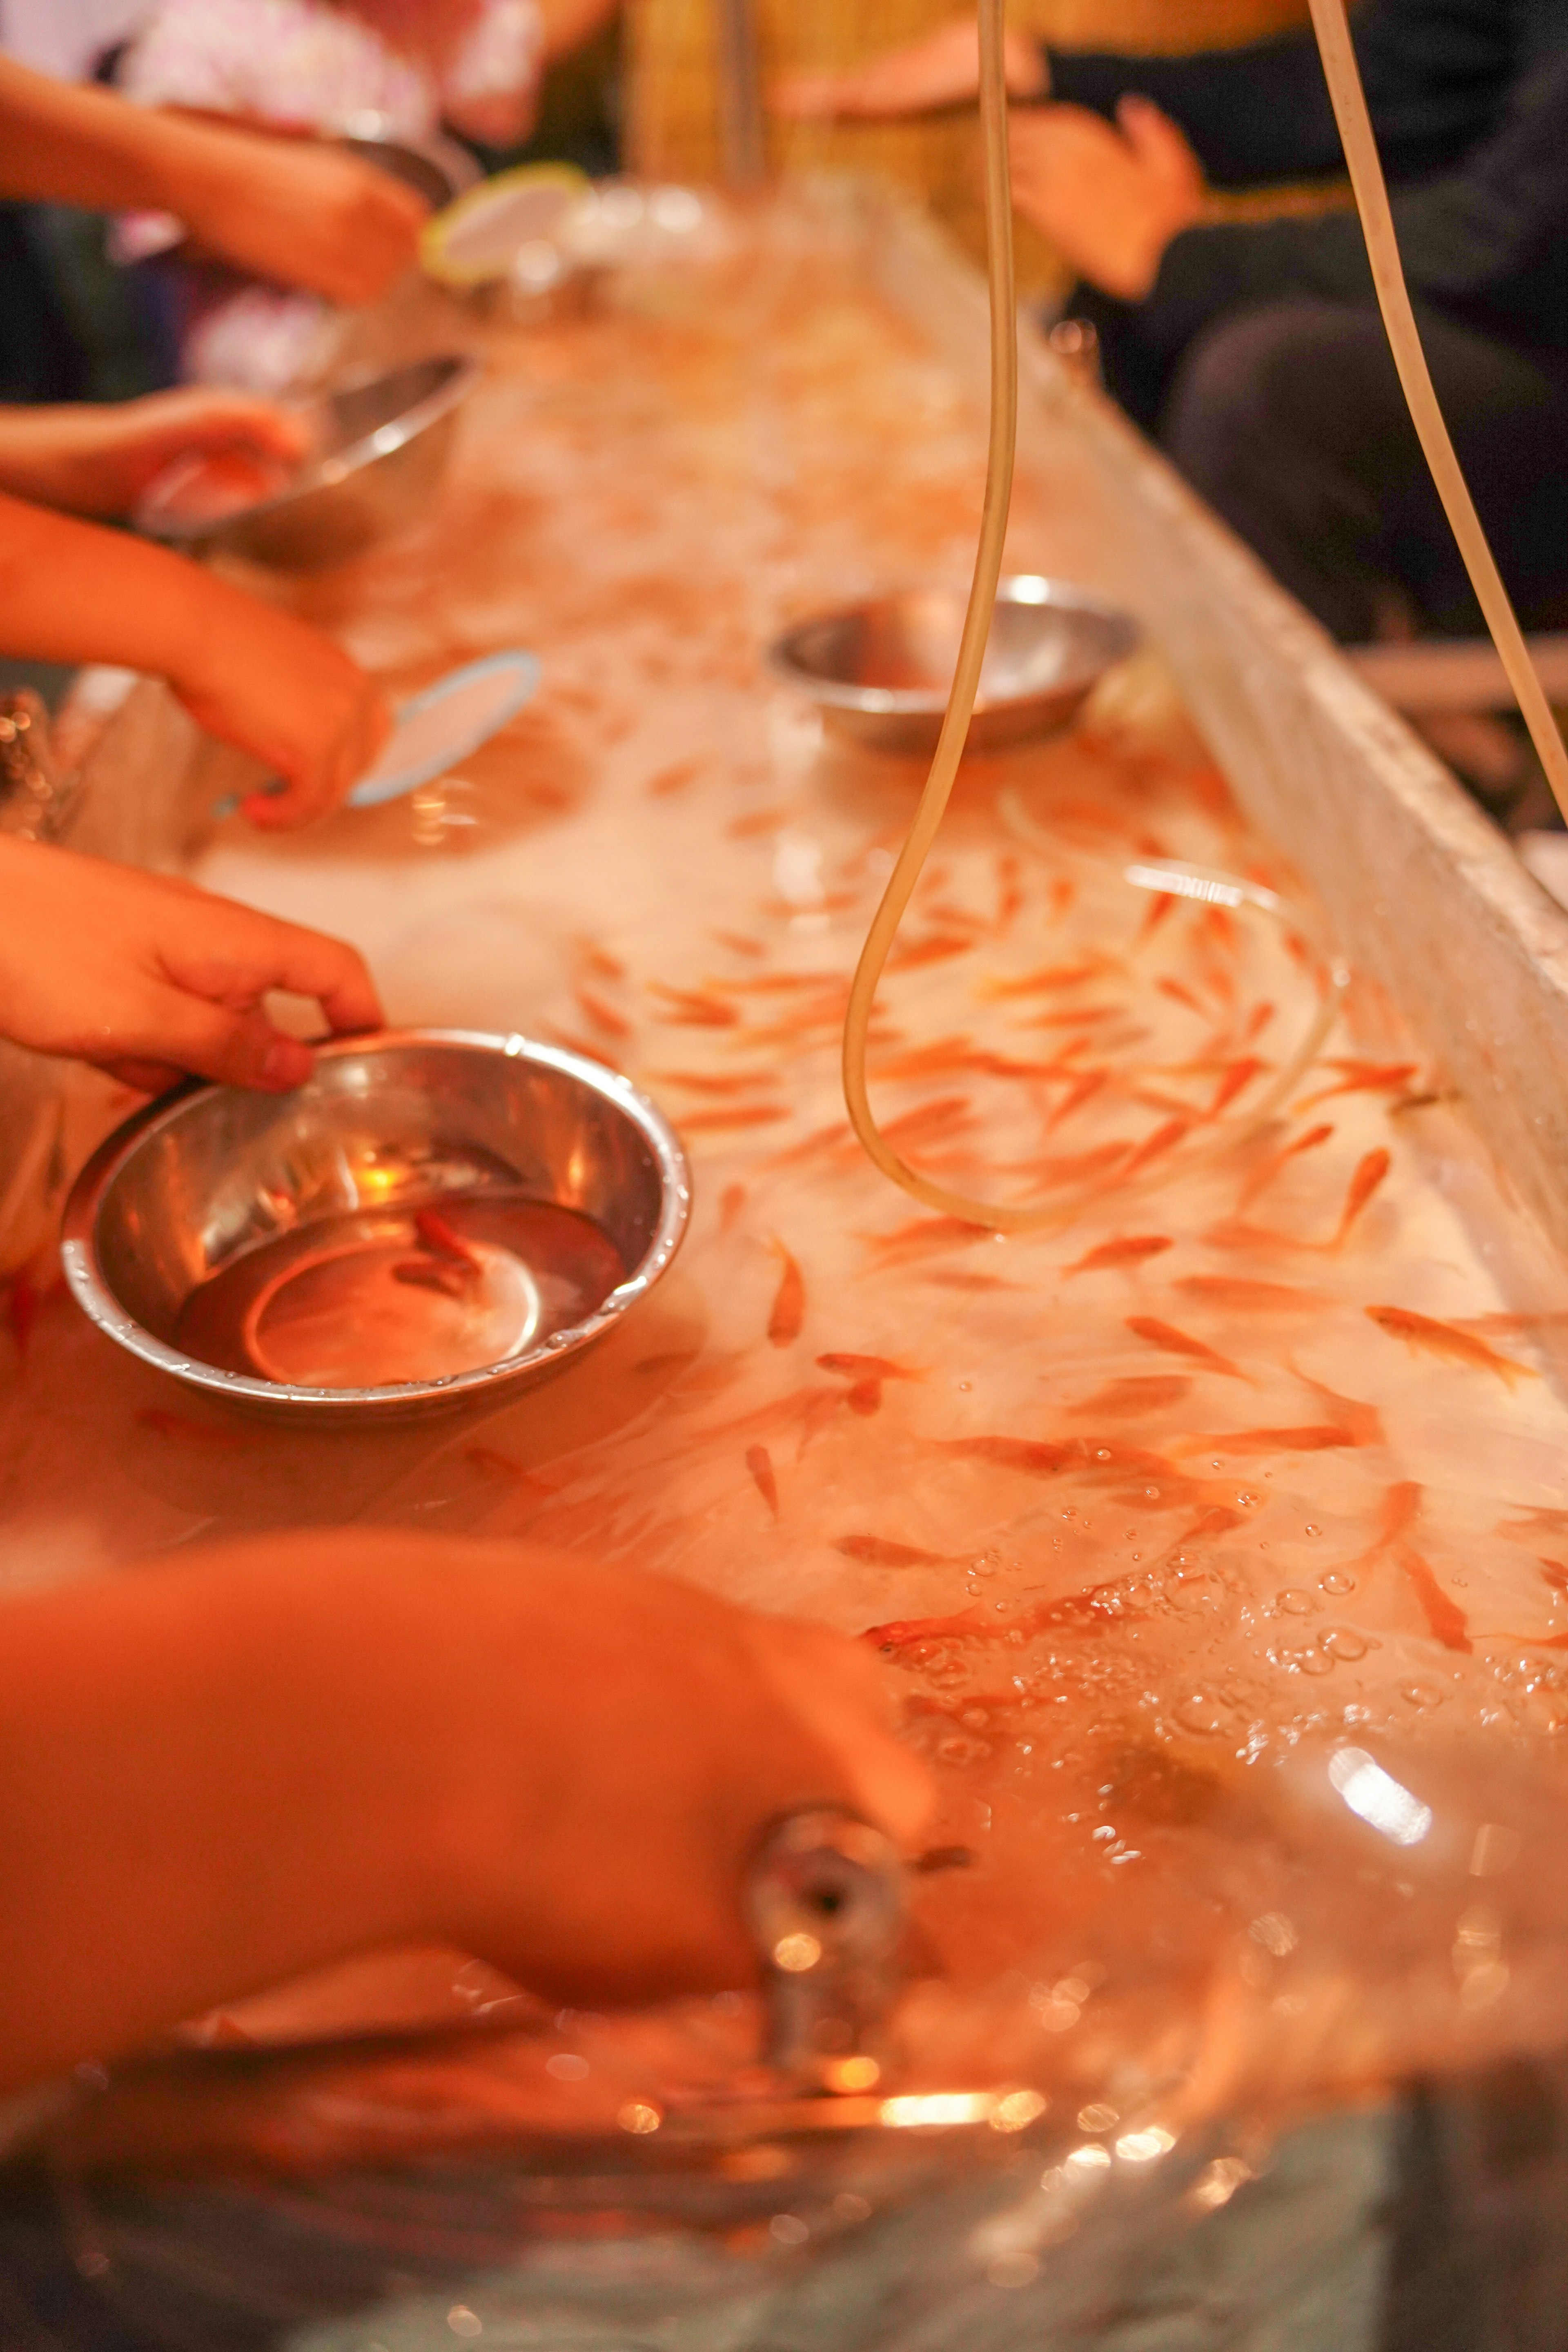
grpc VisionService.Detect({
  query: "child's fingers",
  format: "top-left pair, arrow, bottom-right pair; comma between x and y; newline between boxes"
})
141,995 -> 318,1093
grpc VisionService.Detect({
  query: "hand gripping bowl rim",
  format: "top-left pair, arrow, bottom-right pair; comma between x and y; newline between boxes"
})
136,354 -> 484,550
60,1029 -> 693,1415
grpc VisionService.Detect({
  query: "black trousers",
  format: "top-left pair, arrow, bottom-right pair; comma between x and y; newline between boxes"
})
1078,289 -> 1568,643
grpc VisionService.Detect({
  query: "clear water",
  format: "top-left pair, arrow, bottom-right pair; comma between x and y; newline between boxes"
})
174,1192 -> 627,1389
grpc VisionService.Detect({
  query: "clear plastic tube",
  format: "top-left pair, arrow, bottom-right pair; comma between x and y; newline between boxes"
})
1305,0 -> 1568,819
838,0 -> 1341,1231
839,0 -> 1561,1227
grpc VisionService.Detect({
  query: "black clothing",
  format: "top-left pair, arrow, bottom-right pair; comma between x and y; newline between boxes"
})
1049,0 -> 1568,372
1160,294 -> 1568,639
1043,0 -> 1568,639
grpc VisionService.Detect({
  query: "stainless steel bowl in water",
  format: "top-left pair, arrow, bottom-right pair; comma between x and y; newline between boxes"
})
61,1031 -> 690,1421
135,352 -> 481,571
768,576 -> 1140,755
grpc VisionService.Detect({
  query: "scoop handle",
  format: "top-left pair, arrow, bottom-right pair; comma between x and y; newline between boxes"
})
746,1809 -> 905,2089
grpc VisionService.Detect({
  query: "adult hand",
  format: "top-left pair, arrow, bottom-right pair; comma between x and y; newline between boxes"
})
428,1544 -> 935,2005
0,1534 -> 935,2089
0,839 -> 381,1092
0,389 -> 310,521
774,16 -> 1045,120
168,592 -> 390,830
1009,96 -> 1206,301
178,130 -> 429,304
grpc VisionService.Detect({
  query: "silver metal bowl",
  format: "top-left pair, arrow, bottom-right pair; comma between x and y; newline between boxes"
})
61,1031 -> 690,1422
135,352 -> 481,571
331,110 -> 481,211
768,575 -> 1140,754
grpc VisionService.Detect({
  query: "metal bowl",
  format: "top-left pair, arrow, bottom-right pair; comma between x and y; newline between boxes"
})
61,1031 -> 691,1422
768,575 -> 1140,755
135,352 -> 481,571
331,110 -> 481,211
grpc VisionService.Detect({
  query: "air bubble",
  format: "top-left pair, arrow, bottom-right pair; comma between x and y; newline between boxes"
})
1276,1589 -> 1315,1616
1323,1628 -> 1368,1662
1401,1679 -> 1446,1710
1174,1693 -> 1229,1736
1319,1570 -> 1355,1596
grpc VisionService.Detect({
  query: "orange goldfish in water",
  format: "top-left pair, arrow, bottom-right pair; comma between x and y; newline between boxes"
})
1366,1305 -> 1535,1387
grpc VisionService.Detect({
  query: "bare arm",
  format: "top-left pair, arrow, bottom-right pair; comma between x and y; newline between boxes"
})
0,491 -> 386,826
0,839 -> 383,1092
0,54 -> 425,305
773,16 -> 1046,121
0,390 -> 308,521
0,1534 -> 931,2095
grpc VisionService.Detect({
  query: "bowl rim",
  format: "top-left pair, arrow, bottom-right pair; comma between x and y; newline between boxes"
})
60,1028 -> 692,1412
765,573 -> 1141,716
136,352 -> 483,546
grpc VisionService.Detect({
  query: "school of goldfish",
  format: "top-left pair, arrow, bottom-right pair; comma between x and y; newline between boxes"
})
11,196 -> 1568,2139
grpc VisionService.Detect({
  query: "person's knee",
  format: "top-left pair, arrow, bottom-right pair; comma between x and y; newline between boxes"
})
1161,303 -> 1344,503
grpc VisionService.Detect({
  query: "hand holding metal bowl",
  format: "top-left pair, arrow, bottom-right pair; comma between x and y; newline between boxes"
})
135,353 -> 481,571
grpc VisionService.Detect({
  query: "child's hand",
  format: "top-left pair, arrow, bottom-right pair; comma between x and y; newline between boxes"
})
178,131 -> 430,305
0,839 -> 381,1092
167,594 -> 390,830
0,389 -> 310,521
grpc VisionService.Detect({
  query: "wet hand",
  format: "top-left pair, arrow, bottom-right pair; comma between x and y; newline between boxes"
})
0,839 -> 382,1092
1009,96 -> 1206,301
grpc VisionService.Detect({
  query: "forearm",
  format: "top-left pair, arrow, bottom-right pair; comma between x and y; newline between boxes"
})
0,1541 -> 465,2094
0,491 -> 238,690
0,53 -> 229,214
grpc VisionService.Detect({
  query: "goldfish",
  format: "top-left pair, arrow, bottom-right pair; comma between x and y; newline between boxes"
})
1396,1545 -> 1472,1653
817,1354 -> 922,1381
1179,1425 -> 1356,1456
1045,1070 -> 1108,1132
862,1214 -> 991,1264
1298,1058 -> 1420,1111
835,1534 -> 949,1568
647,983 -> 739,1027
646,755 -> 705,797
679,1104 -> 790,1133
1065,1235 -> 1173,1277
1065,1375 -> 1192,1418
709,928 -> 766,958
575,986 -> 631,1038
746,1443 -> 780,1519
574,939 -> 626,980
719,1182 -> 746,1232
1333,1148 -> 1391,1245
1117,1118 -> 1189,1180
413,1207 -> 480,1268
1125,1316 -> 1246,1378
653,1070 -> 774,1096
767,1244 -> 806,1346
865,1569 -> 1143,1653
1239,1122 -> 1334,1206
1176,1276 -> 1322,1310
1366,1305 -> 1535,1387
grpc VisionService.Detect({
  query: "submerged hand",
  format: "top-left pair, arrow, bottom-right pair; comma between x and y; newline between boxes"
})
0,839 -> 381,1092
1009,96 -> 1206,301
